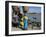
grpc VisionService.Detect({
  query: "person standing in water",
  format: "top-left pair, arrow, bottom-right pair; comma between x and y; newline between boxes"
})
22,6 -> 29,30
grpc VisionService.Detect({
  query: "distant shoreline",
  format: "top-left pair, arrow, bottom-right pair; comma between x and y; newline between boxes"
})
27,12 -> 41,14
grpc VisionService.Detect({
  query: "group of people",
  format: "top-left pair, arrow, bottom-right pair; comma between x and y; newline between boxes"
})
12,6 -> 28,30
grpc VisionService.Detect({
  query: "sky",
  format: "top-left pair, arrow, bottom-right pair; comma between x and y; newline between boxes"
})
19,6 -> 41,13
28,6 -> 41,13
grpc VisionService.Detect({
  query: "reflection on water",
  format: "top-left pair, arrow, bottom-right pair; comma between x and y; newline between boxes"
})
26,13 -> 41,22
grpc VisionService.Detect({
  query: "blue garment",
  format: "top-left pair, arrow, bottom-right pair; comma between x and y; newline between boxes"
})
24,19 -> 28,30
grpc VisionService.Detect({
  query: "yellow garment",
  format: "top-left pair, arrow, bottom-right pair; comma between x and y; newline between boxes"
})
20,16 -> 28,28
24,16 -> 28,19
20,17 -> 24,26
20,16 -> 28,26
20,22 -> 24,26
